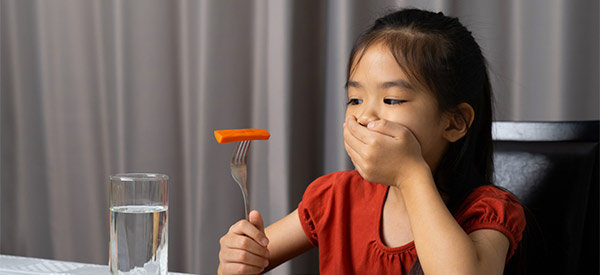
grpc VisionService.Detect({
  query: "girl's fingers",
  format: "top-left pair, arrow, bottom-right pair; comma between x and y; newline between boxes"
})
345,116 -> 371,144
219,261 -> 266,275
221,233 -> 269,258
344,118 -> 372,173
344,139 -> 365,172
344,139 -> 363,166
366,119 -> 397,136
367,119 -> 412,140
248,210 -> 266,239
343,129 -> 360,156
343,120 -> 369,156
344,142 -> 357,168
229,219 -> 269,248
220,248 -> 269,271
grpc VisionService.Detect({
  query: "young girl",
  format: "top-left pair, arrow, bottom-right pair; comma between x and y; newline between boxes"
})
218,8 -> 525,275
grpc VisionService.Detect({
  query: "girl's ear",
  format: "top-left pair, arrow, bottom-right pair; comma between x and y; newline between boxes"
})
442,103 -> 475,142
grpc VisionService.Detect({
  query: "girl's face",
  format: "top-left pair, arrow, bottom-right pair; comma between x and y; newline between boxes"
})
345,43 -> 449,170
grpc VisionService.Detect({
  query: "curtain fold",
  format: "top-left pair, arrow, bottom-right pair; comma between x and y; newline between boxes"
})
1,0 -> 598,274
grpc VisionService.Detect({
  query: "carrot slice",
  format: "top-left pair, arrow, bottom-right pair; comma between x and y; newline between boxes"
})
214,129 -> 271,143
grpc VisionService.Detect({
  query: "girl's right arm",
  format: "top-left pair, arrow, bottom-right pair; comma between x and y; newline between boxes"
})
218,209 -> 313,274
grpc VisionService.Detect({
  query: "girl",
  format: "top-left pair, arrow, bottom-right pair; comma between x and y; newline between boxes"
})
218,8 -> 525,275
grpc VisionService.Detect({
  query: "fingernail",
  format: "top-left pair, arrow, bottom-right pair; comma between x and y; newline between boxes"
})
343,122 -> 347,127
261,238 -> 269,246
264,259 -> 269,267
265,250 -> 270,257
368,122 -> 375,128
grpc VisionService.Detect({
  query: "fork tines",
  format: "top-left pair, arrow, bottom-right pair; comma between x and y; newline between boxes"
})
233,140 -> 251,165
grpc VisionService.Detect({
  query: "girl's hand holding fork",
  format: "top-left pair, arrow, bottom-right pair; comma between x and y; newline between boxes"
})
218,210 -> 270,275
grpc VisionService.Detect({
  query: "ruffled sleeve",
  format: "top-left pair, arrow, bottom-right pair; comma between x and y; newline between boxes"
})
297,172 -> 338,247
455,186 -> 526,260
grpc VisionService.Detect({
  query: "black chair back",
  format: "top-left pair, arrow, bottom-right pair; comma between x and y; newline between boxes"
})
493,121 -> 599,275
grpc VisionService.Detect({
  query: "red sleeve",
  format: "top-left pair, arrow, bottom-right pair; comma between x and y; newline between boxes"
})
455,186 -> 526,260
297,172 -> 339,247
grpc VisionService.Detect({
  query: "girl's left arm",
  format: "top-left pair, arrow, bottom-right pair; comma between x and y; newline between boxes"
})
398,168 -> 510,275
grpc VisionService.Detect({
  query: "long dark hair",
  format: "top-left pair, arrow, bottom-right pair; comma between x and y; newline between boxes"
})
347,8 -> 495,274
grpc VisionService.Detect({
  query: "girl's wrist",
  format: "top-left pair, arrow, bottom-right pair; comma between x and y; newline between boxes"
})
395,160 -> 433,190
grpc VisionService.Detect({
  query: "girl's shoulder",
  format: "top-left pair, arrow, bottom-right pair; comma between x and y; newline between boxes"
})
455,185 -> 524,220
466,185 -> 521,204
455,185 -> 526,258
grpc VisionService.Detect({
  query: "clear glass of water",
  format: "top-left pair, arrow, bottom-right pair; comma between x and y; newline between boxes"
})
109,173 -> 168,275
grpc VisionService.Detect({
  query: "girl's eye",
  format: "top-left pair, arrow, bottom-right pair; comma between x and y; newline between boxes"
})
347,98 -> 363,105
384,98 -> 406,105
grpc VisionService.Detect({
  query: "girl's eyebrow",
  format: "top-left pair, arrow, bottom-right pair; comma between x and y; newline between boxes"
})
379,80 -> 413,90
346,79 -> 413,90
346,80 -> 361,88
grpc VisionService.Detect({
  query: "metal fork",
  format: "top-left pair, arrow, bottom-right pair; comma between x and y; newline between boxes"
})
231,140 -> 251,220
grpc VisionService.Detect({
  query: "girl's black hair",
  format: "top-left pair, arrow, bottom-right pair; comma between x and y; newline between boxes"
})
347,8 -> 497,274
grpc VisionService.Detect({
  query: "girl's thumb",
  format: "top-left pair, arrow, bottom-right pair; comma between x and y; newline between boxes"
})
248,210 -> 265,233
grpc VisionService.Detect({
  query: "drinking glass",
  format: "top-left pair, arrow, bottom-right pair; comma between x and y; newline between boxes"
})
109,173 -> 168,275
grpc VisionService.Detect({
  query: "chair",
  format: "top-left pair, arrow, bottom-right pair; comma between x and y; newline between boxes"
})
493,121 -> 599,274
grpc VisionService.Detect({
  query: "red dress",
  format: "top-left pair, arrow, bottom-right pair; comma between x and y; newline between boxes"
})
297,170 -> 526,274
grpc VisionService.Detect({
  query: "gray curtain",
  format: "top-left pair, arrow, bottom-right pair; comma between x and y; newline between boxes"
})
1,0 -> 597,274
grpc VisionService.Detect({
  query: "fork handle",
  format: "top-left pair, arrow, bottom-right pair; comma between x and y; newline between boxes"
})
239,184 -> 250,220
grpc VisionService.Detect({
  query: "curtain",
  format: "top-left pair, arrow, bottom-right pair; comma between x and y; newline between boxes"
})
1,0 -> 597,274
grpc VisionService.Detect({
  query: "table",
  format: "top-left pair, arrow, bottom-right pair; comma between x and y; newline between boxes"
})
0,254 -> 190,275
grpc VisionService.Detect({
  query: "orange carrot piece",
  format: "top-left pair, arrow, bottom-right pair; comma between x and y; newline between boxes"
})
214,129 -> 271,143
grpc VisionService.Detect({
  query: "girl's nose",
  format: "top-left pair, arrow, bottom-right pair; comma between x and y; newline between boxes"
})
356,105 -> 378,127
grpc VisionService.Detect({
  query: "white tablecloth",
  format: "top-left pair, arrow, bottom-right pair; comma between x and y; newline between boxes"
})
0,254 -> 190,275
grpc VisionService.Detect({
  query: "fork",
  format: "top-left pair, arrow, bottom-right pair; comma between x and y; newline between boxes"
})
231,140 -> 251,220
